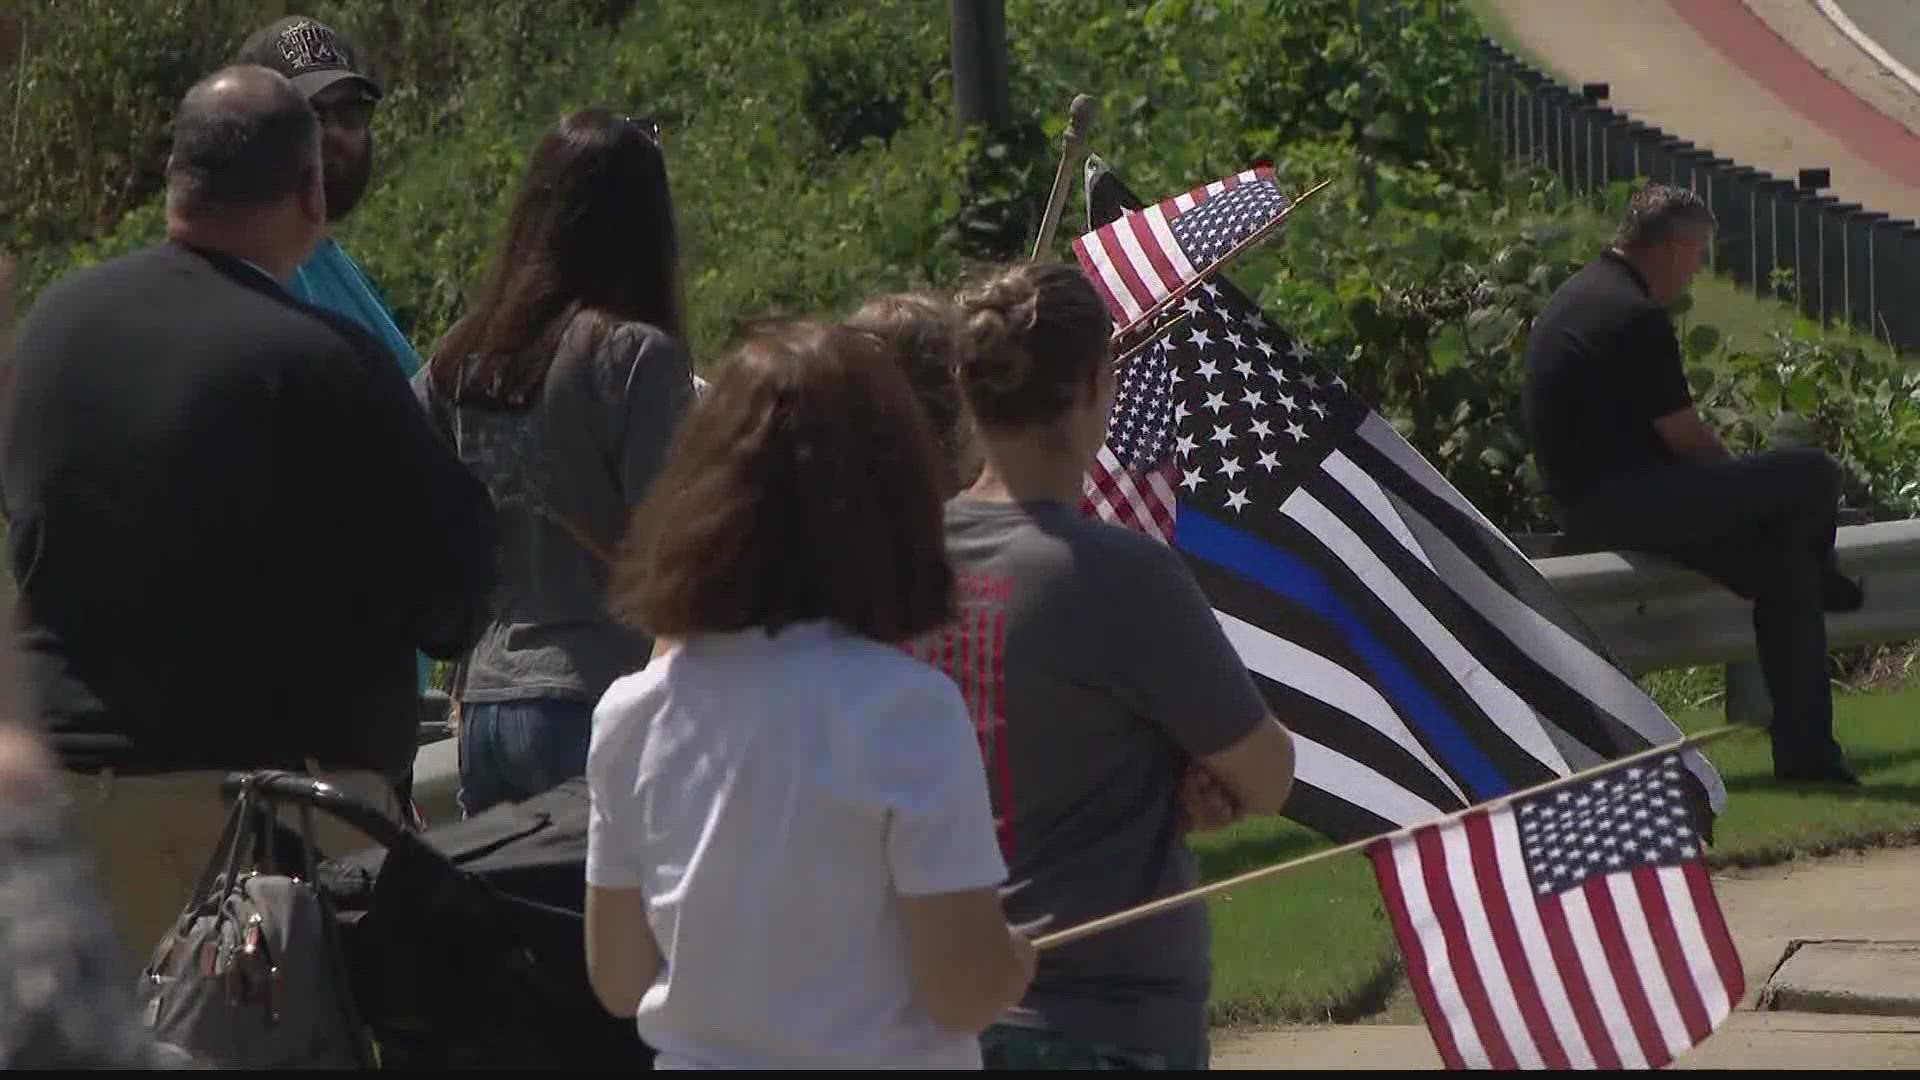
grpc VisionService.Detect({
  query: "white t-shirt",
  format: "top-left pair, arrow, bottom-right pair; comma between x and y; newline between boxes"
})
585,620 -> 1009,1070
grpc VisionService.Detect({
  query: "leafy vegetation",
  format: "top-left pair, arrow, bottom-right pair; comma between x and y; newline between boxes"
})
14,0 -> 1918,539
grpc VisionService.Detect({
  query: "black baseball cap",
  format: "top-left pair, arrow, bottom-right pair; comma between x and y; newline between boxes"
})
235,15 -> 382,101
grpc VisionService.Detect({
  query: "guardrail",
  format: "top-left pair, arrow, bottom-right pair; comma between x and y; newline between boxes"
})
1536,518 -> 1920,675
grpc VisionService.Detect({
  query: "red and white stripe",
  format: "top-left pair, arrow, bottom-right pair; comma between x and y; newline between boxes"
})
1369,806 -> 1744,1071
1081,448 -> 1178,545
1072,167 -> 1272,324
905,589 -> 1016,861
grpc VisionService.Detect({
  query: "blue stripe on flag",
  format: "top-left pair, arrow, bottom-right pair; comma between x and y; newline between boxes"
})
1175,508 -> 1509,800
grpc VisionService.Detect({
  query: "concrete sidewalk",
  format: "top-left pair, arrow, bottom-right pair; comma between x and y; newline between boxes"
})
1212,845 -> 1920,1068
1487,0 -> 1920,221
1213,1010 -> 1920,1070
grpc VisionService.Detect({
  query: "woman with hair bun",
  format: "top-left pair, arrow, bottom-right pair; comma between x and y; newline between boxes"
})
906,261 -> 1298,1070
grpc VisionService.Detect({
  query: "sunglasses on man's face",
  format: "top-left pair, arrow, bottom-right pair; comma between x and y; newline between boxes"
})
313,96 -> 376,131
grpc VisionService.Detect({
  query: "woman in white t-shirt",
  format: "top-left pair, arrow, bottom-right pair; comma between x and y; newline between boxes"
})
583,318 -> 1037,1069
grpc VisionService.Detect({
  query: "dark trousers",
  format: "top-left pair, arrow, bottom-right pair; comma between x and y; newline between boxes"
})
1559,449 -> 1847,770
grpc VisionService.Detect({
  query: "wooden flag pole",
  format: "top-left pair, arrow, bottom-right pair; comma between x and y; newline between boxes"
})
1107,177 -> 1334,349
1030,94 -> 1099,261
1031,724 -> 1756,952
1108,310 -> 1191,370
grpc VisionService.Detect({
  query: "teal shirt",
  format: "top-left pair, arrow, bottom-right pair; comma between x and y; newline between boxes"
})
288,238 -> 423,377
287,238 -> 435,698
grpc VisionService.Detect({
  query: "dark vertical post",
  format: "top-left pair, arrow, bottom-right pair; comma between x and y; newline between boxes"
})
1677,149 -> 1715,194
1566,96 -> 1590,197
1699,157 -> 1736,274
1846,209 -> 1886,336
1629,123 -> 1663,181
1605,117 -> 1637,187
1544,83 -> 1569,187
1765,179 -> 1800,304
1480,42 -> 1497,148
1797,194 -> 1837,323
1658,136 -> 1689,187
951,0 -> 1009,131
1507,57 -> 1527,163
1512,69 -> 1536,163
1656,138 -> 1693,187
1818,201 -> 1858,328
1534,71 -> 1552,167
1886,221 -> 1920,351
1581,83 -> 1609,200
1722,166 -> 1760,289
1795,169 -> 1833,322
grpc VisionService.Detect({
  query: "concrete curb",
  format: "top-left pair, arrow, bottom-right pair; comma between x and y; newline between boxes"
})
1759,939 -> 1920,1019
1812,0 -> 1920,100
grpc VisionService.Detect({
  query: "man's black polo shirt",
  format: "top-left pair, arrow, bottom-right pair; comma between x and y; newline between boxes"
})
1521,250 -> 1694,509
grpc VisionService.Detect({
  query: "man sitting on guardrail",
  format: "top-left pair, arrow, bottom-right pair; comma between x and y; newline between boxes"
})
1521,182 -> 1865,787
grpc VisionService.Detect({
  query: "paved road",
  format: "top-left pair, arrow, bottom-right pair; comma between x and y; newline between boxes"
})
1834,0 -> 1920,81
1490,0 -> 1920,219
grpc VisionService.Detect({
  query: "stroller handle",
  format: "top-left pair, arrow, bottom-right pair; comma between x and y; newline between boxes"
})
220,769 -> 417,852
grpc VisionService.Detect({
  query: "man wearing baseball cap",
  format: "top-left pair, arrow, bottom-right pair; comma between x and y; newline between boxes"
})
237,15 -> 436,702
235,16 -> 416,377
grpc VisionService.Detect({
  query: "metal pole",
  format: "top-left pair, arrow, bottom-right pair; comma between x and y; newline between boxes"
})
8,18 -> 26,164
951,0 -> 1008,131
1030,94 -> 1097,260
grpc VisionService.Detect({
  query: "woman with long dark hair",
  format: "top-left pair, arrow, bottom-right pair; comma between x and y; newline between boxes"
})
418,109 -> 696,818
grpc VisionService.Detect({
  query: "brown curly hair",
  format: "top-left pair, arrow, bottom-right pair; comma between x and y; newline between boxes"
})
612,318 -> 955,643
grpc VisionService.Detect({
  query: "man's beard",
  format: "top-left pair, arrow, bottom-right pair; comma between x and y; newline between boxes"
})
324,142 -> 373,223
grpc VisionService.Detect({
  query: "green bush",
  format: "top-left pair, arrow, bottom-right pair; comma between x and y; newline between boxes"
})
2,0 -> 278,252
796,5 -> 937,155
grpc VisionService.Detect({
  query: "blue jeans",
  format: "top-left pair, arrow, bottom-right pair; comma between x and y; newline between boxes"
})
457,698 -> 594,818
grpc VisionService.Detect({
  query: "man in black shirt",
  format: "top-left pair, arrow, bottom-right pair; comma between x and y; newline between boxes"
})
0,255 -> 186,1068
0,65 -> 497,968
1522,184 -> 1862,786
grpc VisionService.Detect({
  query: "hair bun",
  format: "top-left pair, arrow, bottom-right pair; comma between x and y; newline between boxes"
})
954,262 -> 1110,431
959,277 -> 1041,395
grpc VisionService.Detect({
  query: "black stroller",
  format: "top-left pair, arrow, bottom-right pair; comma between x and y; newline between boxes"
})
227,770 -> 655,1070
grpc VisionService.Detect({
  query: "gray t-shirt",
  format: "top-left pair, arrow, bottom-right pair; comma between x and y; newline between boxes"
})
912,498 -> 1268,1060
414,315 -> 695,704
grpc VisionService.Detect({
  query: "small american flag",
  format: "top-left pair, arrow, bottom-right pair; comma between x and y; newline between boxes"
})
1074,166 -> 1293,542
1075,164 -> 1291,326
1367,753 -> 1744,1070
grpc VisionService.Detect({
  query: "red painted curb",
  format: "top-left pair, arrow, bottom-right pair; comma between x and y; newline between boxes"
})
1669,0 -> 1920,191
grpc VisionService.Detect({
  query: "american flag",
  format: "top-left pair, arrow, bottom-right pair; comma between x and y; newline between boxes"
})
1080,166 -> 1292,543
1071,156 -> 1727,843
1076,163 -> 1293,328
1367,753 -> 1743,1069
